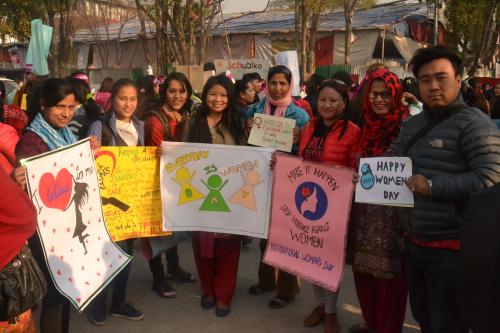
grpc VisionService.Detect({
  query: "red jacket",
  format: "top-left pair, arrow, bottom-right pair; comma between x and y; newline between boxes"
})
0,168 -> 37,268
298,118 -> 361,168
0,123 -> 19,174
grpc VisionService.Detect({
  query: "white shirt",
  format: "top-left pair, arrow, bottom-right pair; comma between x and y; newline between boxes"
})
115,119 -> 138,146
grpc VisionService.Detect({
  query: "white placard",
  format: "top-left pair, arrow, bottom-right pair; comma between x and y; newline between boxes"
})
23,139 -> 131,312
274,51 -> 301,96
214,58 -> 270,80
248,114 -> 296,152
160,142 -> 274,238
355,157 -> 414,207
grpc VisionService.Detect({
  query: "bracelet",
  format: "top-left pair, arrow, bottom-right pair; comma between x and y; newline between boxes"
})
427,179 -> 433,195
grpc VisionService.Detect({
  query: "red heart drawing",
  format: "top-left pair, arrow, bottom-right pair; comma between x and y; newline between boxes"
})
68,277 -> 72,282
42,220 -> 46,227
76,297 -> 81,303
66,227 -> 70,233
56,270 -> 62,276
39,169 -> 73,211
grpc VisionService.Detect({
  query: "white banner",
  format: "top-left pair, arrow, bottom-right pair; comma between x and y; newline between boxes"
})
214,58 -> 270,80
355,157 -> 414,207
274,51 -> 301,96
160,142 -> 274,238
23,139 -> 131,312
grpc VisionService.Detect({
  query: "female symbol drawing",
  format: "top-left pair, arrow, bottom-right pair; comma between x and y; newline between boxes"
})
199,174 -> 230,212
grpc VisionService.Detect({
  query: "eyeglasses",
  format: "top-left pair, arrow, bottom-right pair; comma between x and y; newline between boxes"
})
368,91 -> 393,100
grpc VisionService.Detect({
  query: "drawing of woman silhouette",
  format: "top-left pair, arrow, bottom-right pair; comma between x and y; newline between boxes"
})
69,177 -> 90,255
200,174 -> 230,212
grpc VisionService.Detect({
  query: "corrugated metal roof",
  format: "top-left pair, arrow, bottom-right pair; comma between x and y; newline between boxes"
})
73,1 -> 432,42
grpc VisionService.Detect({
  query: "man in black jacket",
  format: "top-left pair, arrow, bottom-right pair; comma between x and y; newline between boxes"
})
393,46 -> 500,333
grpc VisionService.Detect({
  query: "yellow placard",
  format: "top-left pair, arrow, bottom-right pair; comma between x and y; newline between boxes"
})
95,146 -> 170,241
20,94 -> 28,110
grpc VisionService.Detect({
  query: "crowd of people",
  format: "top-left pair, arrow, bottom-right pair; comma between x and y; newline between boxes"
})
1,45 -> 500,333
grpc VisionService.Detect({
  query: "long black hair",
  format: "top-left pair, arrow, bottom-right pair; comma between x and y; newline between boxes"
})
69,78 -> 102,119
317,79 -> 351,141
159,72 -> 193,115
188,74 -> 246,144
27,78 -> 78,123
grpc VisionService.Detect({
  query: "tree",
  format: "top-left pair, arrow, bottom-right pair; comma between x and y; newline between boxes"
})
441,0 -> 500,73
135,0 -> 223,68
81,0 -> 136,69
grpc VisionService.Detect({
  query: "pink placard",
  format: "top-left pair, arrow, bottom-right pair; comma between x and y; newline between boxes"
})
263,154 -> 354,292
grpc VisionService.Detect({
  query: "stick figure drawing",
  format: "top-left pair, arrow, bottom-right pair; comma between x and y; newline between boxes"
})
199,174 -> 230,212
229,170 -> 264,211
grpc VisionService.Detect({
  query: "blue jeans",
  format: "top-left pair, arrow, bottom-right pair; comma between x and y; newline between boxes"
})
404,239 -> 468,333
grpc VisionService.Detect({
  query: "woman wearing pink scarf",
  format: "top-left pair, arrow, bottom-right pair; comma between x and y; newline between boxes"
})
246,65 -> 310,309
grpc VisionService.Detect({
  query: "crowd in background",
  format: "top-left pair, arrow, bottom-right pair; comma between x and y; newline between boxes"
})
1,45 -> 500,333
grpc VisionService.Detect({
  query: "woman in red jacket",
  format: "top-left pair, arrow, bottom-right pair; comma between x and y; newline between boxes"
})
299,79 -> 361,333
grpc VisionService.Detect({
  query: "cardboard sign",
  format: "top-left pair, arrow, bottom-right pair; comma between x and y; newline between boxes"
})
247,114 -> 296,152
214,58 -> 270,80
95,147 -> 170,242
160,142 -> 274,238
23,140 -> 131,312
355,157 -> 414,207
263,154 -> 355,292
274,51 -> 301,96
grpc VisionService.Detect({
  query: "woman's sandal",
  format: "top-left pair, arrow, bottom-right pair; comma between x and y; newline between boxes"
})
248,284 -> 271,295
268,296 -> 293,309
152,278 -> 177,298
200,295 -> 216,310
166,268 -> 197,283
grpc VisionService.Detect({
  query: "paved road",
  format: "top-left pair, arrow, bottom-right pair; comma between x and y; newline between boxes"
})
70,240 -> 420,333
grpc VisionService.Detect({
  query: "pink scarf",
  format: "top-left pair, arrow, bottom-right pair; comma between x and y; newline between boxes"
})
263,75 -> 293,117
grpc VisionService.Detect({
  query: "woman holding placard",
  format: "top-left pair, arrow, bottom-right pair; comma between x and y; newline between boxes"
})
14,78 -> 100,333
246,65 -> 310,309
87,78 -> 144,326
347,70 -> 409,333
182,74 -> 247,317
299,79 -> 361,333
142,72 -> 197,300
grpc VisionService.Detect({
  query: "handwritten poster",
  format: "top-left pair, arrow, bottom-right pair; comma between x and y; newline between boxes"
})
214,58 -> 270,80
355,157 -> 414,207
23,140 -> 131,312
95,146 -> 170,242
263,154 -> 354,292
248,114 -> 296,152
160,142 -> 274,238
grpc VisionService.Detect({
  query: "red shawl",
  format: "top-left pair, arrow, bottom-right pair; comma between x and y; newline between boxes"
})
359,70 -> 409,158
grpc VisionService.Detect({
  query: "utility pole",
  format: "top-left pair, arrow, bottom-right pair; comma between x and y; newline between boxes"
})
433,0 -> 439,46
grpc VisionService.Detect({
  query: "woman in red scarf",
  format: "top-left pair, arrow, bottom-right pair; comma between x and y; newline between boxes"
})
347,70 -> 409,333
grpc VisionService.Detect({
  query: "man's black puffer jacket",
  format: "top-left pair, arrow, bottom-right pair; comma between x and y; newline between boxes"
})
393,96 -> 500,241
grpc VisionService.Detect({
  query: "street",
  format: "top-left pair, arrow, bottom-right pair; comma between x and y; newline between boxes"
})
70,240 -> 420,333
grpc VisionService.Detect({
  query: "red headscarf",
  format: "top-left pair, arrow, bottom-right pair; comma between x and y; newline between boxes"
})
359,70 -> 409,157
